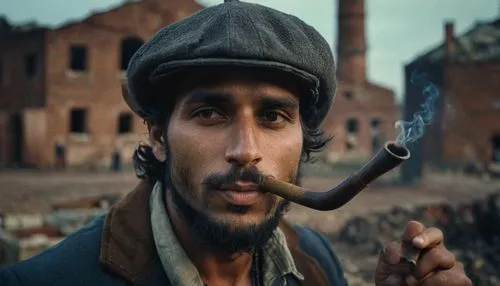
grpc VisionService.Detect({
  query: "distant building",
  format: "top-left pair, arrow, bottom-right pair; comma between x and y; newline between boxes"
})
402,18 -> 500,183
0,0 -> 203,168
322,0 -> 398,164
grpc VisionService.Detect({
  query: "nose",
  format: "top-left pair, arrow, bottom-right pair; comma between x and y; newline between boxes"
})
225,119 -> 262,167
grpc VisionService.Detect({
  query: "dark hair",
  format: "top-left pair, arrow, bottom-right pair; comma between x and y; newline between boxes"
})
299,89 -> 333,162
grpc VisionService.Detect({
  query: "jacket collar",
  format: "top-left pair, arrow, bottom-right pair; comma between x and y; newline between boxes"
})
99,180 -> 328,286
99,179 -> 157,283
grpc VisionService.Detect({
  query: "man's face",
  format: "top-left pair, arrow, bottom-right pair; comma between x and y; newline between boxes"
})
155,69 -> 304,253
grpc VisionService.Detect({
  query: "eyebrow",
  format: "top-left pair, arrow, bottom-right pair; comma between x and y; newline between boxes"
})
257,96 -> 298,110
183,90 -> 234,106
182,90 -> 299,110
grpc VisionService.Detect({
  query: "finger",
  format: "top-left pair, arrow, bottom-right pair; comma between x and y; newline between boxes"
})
419,264 -> 472,286
414,245 -> 456,280
402,220 -> 425,243
412,227 -> 444,249
401,242 -> 421,264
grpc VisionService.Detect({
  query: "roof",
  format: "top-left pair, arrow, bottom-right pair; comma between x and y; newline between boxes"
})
55,1 -> 141,31
413,17 -> 500,64
1,0 -> 205,34
0,16 -> 46,36
56,0 -> 205,31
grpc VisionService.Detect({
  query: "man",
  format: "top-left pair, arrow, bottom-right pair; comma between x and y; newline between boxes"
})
0,1 -> 471,285
54,138 -> 66,171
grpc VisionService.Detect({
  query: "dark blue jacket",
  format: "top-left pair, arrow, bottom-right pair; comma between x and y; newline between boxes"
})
0,181 -> 347,286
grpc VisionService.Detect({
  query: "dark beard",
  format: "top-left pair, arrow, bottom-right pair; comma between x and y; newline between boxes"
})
164,153 -> 294,255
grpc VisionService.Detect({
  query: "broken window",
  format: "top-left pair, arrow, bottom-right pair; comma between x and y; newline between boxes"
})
492,134 -> 500,163
345,118 -> 359,151
344,91 -> 354,100
24,53 -> 37,78
371,118 -> 381,134
120,37 -> 144,70
11,113 -> 23,164
118,112 -> 133,134
70,108 -> 88,133
346,118 -> 359,134
0,59 -> 3,85
69,45 -> 88,71
345,141 -> 356,151
371,118 -> 383,152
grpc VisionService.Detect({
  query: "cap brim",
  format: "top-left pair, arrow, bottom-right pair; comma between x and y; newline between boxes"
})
123,58 -> 321,119
149,58 -> 320,89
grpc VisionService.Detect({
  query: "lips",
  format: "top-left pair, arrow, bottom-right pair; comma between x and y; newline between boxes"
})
217,182 -> 261,206
220,190 -> 261,205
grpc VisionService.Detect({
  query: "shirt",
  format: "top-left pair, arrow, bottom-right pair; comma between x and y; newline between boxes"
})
149,182 -> 304,286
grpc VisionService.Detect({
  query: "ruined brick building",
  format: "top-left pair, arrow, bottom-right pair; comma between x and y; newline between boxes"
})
0,0 -> 203,168
0,0 -> 397,169
401,18 -> 500,183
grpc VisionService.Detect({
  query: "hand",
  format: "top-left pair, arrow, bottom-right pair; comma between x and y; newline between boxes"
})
374,220 -> 472,286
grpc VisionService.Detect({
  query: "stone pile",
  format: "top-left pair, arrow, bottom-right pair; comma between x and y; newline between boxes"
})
0,194 -> 121,265
330,191 -> 500,285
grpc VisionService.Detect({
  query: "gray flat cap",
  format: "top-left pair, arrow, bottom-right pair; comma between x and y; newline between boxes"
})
125,0 -> 336,129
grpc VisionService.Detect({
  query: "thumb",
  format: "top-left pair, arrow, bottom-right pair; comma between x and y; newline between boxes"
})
379,241 -> 403,266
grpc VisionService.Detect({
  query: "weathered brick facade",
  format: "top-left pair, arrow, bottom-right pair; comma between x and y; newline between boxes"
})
322,81 -> 397,163
0,27 -> 48,168
442,61 -> 500,167
0,0 -> 203,168
402,19 -> 500,182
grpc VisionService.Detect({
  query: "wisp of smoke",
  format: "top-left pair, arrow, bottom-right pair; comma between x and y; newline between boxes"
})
395,71 -> 440,146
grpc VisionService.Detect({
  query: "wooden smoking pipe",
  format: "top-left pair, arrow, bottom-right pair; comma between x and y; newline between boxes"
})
258,141 -> 419,267
257,141 -> 411,211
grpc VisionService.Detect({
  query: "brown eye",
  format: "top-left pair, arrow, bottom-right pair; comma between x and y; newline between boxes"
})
198,109 -> 218,119
192,108 -> 226,123
261,111 -> 283,122
260,111 -> 286,124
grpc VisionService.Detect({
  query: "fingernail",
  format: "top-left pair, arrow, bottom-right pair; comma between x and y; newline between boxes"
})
412,236 -> 424,246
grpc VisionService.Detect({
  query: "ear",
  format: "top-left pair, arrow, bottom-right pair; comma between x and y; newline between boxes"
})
150,125 -> 167,162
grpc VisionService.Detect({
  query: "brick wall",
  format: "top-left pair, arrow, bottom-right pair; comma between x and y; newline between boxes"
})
0,29 -> 48,167
0,111 -> 7,167
23,108 -> 48,167
323,79 -> 397,163
35,0 -> 201,167
0,29 -> 47,111
443,60 -> 500,166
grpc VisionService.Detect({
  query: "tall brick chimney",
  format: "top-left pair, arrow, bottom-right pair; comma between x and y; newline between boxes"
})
444,21 -> 455,60
337,0 -> 367,84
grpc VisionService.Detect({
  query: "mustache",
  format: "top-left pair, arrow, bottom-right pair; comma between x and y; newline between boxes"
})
203,166 -> 263,190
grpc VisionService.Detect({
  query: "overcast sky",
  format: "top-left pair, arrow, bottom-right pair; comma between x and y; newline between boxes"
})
1,0 -> 498,102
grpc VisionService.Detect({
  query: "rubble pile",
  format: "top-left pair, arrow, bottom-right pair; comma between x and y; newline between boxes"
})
330,191 -> 500,285
0,194 -> 121,265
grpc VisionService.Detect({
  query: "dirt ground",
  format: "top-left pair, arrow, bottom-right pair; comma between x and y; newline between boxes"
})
1,168 -> 499,285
